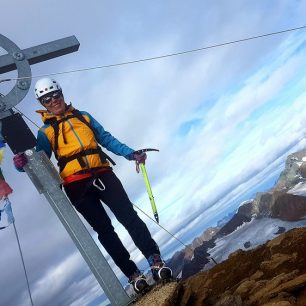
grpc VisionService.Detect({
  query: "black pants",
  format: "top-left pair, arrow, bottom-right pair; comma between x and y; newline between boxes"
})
64,170 -> 160,278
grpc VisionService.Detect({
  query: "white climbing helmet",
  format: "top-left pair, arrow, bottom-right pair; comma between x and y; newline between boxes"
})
34,77 -> 62,99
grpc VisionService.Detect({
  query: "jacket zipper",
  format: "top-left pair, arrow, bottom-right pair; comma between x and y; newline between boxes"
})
66,117 -> 90,169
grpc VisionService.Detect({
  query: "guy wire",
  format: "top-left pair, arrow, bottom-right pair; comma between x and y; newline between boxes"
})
13,106 -> 40,128
1,24 -> 305,83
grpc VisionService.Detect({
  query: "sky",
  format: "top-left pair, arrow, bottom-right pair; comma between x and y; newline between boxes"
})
1,1 -> 306,305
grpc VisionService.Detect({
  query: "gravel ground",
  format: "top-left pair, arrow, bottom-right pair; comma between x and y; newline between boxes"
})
133,282 -> 178,306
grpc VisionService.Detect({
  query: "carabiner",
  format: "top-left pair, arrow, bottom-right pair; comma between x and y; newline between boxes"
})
93,178 -> 105,191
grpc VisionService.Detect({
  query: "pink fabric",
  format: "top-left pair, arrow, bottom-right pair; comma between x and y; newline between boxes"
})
0,180 -> 13,200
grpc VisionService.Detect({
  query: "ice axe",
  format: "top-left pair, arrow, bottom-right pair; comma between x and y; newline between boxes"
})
134,148 -> 159,223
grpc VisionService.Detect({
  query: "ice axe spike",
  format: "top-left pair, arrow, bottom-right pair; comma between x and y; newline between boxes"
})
134,148 -> 159,223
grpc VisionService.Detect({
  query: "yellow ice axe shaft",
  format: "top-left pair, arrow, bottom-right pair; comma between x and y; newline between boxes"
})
139,163 -> 159,223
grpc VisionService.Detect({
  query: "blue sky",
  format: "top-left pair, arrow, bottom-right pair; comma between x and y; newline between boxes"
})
1,1 -> 306,305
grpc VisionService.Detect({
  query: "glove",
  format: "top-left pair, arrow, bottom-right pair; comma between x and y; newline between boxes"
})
133,152 -> 147,173
133,152 -> 147,164
13,152 -> 27,170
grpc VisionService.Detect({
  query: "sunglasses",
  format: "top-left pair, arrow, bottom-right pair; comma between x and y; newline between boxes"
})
40,91 -> 63,105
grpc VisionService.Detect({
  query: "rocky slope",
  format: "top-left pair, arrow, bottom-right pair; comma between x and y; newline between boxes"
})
135,226 -> 306,306
178,149 -> 306,278
247,150 -> 306,221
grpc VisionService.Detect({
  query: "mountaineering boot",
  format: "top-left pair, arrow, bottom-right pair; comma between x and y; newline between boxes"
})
128,270 -> 149,294
147,254 -> 173,282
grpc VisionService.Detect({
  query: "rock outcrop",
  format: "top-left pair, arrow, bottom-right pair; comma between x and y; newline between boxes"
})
271,192 -> 306,221
135,227 -> 306,306
221,150 -> 306,222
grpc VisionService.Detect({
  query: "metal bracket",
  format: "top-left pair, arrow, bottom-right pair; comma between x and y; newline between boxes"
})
0,34 -> 31,116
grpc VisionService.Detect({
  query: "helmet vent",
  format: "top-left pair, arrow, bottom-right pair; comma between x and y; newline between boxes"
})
34,77 -> 62,99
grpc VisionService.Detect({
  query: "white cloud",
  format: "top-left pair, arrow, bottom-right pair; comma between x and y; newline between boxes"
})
1,1 -> 306,305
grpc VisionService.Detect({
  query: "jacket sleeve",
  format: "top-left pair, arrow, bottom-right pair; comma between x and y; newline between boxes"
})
36,129 -> 52,158
83,112 -> 135,160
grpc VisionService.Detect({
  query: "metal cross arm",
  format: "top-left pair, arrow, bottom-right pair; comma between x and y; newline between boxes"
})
0,36 -> 79,74
0,34 -> 80,118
